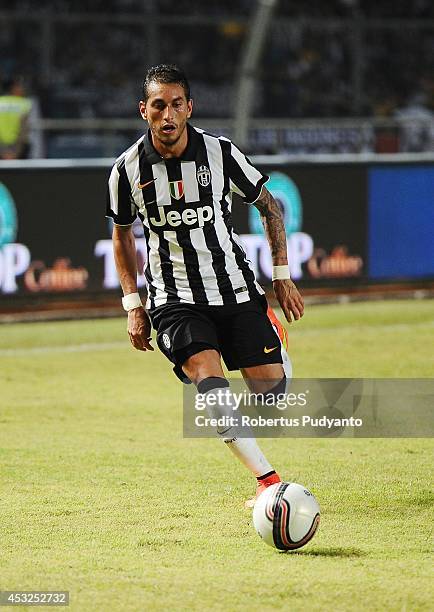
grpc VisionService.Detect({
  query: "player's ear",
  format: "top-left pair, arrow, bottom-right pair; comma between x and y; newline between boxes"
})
139,100 -> 147,120
187,98 -> 193,119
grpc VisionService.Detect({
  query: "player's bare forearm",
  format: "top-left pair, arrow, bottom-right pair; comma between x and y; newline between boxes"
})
254,186 -> 304,323
112,224 -> 139,295
253,186 -> 288,265
112,224 -> 153,351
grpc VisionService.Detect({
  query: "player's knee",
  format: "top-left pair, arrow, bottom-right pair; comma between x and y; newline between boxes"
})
182,347 -> 223,385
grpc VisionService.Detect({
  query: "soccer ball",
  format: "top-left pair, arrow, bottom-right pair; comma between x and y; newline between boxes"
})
253,482 -> 320,551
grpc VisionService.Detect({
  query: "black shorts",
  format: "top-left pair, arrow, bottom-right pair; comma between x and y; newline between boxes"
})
149,295 -> 283,383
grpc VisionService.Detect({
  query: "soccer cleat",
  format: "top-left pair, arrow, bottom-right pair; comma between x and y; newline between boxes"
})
245,472 -> 282,509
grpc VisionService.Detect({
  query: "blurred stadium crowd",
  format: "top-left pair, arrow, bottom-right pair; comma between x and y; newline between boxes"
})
3,0 -> 434,17
1,0 -> 433,155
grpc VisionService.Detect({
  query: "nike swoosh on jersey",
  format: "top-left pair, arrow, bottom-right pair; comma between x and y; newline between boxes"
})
263,346 -> 278,354
137,178 -> 157,189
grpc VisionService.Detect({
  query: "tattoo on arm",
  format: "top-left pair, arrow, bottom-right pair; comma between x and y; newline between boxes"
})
253,187 -> 288,265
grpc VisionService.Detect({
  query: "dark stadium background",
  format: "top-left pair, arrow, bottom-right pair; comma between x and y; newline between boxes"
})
0,0 -> 433,314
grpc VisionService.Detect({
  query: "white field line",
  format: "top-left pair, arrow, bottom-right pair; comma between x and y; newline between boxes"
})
0,341 -> 127,357
288,319 -> 434,337
0,320 -> 433,357
289,319 -> 434,336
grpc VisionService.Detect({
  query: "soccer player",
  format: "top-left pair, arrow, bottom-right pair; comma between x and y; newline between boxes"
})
107,64 -> 304,507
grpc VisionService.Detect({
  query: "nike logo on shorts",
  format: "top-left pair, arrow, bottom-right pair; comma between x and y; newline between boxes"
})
264,346 -> 278,354
138,178 -> 157,189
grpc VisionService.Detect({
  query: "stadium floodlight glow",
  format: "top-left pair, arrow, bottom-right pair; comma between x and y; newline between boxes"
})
234,0 -> 279,147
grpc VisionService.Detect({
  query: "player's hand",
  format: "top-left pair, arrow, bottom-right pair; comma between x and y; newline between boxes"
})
273,279 -> 304,323
127,307 -> 154,351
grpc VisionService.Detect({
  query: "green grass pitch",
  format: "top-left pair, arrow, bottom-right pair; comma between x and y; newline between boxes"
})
0,299 -> 433,611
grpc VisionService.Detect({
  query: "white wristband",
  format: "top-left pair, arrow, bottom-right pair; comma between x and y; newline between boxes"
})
272,265 -> 291,281
122,292 -> 143,312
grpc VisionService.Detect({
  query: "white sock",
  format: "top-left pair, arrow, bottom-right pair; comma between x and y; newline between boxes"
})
197,378 -> 273,478
223,436 -> 273,477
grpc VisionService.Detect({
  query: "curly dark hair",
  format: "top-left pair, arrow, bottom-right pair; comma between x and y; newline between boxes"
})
142,64 -> 191,102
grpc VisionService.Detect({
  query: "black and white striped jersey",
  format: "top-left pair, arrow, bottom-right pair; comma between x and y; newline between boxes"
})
106,123 -> 268,309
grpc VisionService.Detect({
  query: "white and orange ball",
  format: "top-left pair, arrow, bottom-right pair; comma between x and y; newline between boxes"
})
253,482 -> 320,551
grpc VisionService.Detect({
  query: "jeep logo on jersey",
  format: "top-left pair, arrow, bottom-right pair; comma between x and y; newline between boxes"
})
169,180 -> 184,200
196,165 -> 211,187
150,205 -> 214,229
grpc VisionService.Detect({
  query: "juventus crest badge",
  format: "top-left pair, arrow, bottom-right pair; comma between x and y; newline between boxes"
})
196,165 -> 211,187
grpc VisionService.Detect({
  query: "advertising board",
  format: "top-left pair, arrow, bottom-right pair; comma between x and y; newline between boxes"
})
0,160 -> 432,300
